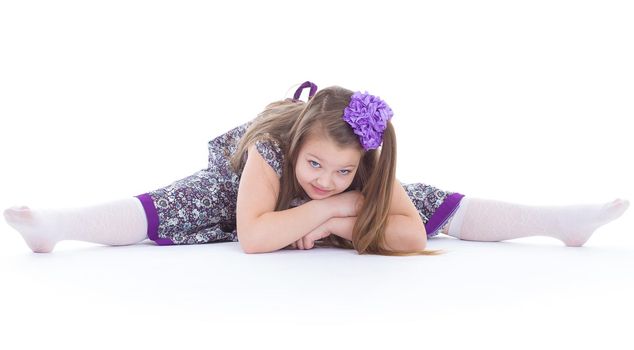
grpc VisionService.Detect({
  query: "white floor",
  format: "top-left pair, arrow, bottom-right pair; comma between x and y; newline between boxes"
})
1,223 -> 632,350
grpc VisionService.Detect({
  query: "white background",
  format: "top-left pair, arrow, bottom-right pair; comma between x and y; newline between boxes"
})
1,0 -> 632,349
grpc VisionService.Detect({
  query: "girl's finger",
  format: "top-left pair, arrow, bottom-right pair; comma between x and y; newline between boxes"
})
297,239 -> 304,250
303,236 -> 312,250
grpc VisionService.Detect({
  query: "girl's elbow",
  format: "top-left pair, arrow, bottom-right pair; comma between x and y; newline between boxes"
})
241,244 -> 258,254
414,237 -> 427,251
412,225 -> 428,250
237,229 -> 258,254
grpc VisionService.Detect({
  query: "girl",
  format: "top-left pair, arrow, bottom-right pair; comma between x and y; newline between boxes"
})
4,81 -> 630,256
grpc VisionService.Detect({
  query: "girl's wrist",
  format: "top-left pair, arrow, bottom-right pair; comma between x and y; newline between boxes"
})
317,196 -> 341,218
327,216 -> 356,241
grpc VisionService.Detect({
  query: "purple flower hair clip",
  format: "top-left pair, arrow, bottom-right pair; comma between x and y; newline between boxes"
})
342,91 -> 394,151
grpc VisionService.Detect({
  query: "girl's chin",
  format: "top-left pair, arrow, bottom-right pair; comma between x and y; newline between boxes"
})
308,193 -> 323,200
305,185 -> 335,199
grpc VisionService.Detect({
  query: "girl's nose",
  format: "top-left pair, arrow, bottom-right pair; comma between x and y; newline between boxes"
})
316,178 -> 333,190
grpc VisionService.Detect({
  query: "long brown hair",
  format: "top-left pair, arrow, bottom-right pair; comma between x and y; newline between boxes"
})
230,85 -> 444,256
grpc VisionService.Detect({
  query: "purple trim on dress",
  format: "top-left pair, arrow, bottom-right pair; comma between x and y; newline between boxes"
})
134,193 -> 174,246
425,192 -> 465,236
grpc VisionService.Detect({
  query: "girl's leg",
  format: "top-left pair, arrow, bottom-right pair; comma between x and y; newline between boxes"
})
401,181 -> 465,238
136,168 -> 237,246
3,197 -> 148,253
445,197 -> 630,246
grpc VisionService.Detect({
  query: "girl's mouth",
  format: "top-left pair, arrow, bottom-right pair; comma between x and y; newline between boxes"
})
312,185 -> 331,195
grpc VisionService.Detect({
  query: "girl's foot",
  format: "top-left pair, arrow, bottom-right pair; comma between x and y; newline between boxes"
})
557,198 -> 630,247
3,206 -> 63,253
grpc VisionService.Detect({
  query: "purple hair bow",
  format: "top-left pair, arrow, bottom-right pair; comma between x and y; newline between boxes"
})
342,91 -> 394,151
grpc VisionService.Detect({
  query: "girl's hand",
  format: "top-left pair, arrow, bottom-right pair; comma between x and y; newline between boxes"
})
289,220 -> 333,250
329,190 -> 365,217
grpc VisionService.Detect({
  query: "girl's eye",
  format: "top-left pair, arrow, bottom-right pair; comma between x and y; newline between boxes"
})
309,160 -> 351,175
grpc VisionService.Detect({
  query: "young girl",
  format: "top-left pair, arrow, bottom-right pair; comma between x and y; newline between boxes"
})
4,81 -> 630,256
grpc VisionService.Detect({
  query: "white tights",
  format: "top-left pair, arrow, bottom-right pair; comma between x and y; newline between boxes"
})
445,197 -> 629,246
3,195 -> 630,253
4,198 -> 148,253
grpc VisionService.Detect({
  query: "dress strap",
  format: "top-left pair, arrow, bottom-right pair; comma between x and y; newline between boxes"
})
292,81 -> 318,101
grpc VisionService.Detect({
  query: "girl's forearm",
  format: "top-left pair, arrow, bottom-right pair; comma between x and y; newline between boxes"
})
248,199 -> 335,253
327,215 -> 427,251
327,216 -> 356,241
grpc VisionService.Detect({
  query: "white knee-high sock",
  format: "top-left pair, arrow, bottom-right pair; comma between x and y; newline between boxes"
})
4,197 -> 149,253
446,197 -> 629,246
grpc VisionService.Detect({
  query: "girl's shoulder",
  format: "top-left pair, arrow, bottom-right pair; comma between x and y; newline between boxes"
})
252,133 -> 284,178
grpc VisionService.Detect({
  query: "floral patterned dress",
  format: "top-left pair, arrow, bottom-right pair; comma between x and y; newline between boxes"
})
134,118 -> 465,246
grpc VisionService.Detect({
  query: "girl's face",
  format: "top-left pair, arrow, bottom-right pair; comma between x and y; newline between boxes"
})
295,134 -> 362,200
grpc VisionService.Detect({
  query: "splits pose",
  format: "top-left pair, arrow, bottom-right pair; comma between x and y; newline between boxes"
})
4,81 -> 629,256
